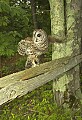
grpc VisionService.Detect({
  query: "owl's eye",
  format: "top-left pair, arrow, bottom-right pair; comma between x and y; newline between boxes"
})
37,34 -> 41,37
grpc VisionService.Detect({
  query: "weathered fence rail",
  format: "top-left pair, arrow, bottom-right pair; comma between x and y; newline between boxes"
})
0,54 -> 82,105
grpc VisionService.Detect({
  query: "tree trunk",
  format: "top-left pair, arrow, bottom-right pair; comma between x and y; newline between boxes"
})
30,0 -> 38,29
49,0 -> 82,117
0,56 -> 2,78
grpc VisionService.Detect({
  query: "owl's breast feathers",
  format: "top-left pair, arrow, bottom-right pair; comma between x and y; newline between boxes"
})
34,40 -> 48,55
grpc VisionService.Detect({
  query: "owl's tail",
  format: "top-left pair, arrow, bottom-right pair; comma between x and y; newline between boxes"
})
48,35 -> 63,44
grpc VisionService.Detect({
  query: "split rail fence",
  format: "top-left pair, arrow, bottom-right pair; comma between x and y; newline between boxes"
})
0,54 -> 82,106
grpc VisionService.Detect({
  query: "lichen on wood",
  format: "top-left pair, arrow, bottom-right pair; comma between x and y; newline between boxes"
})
0,54 -> 82,105
49,0 -> 82,109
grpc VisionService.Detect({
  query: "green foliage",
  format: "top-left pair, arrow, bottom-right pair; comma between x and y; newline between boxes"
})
1,65 -> 10,75
0,32 -> 18,56
15,56 -> 26,70
1,0 -> 80,119
0,0 -> 30,57
0,1 -> 10,13
36,0 -> 51,34
0,82 -> 82,120
0,0 -> 50,58
0,0 -> 82,119
1,56 -> 26,76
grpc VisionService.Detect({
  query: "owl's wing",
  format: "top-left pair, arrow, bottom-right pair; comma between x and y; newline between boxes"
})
17,37 -> 32,56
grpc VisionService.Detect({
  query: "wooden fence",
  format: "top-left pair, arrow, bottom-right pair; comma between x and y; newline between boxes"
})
0,54 -> 82,106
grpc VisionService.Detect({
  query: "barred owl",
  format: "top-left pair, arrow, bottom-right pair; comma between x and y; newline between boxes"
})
17,29 -> 62,68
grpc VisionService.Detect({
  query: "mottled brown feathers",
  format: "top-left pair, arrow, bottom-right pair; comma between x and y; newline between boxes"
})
17,29 -> 62,68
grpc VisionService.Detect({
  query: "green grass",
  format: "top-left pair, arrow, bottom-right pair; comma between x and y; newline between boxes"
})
0,81 -> 82,120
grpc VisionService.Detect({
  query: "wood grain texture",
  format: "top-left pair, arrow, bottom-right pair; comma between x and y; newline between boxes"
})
0,54 -> 82,105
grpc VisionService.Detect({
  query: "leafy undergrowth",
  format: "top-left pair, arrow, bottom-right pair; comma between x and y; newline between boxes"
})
0,82 -> 82,120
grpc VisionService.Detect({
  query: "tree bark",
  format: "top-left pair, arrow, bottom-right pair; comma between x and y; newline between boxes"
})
49,0 -> 82,115
0,56 -> 2,78
30,0 -> 38,29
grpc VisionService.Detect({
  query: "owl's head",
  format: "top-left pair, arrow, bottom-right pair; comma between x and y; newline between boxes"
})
33,29 -> 48,45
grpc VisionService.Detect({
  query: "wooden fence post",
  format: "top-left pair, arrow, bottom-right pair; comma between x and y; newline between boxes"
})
49,0 -> 82,114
